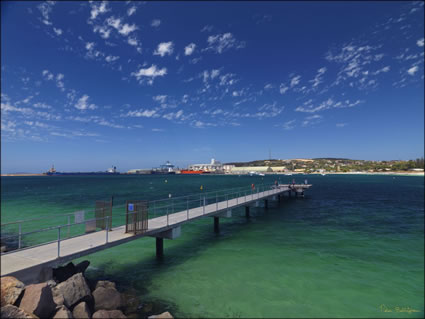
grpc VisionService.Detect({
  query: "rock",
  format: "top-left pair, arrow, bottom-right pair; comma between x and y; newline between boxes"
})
148,311 -> 174,319
1,245 -> 6,252
75,261 -> 90,275
0,304 -> 38,318
72,301 -> 91,319
53,262 -> 76,283
92,309 -> 126,318
53,273 -> 91,309
0,276 -> 25,307
46,280 -> 57,288
52,287 -> 65,307
53,305 -> 73,319
95,280 -> 116,290
93,286 -> 121,311
19,282 -> 56,318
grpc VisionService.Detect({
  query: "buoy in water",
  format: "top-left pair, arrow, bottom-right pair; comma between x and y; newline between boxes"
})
165,179 -> 168,183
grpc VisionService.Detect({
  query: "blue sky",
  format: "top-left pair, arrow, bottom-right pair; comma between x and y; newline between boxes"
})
1,1 -> 424,173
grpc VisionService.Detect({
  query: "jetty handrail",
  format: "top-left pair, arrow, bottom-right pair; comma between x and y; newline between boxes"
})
1,183 -> 272,227
0,185 -> 274,242
0,184 -> 279,254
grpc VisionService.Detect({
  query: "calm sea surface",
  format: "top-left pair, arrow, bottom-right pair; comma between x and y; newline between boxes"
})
1,174 -> 424,318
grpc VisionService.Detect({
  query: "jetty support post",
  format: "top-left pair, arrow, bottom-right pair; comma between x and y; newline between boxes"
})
264,199 -> 268,209
151,227 -> 181,260
214,216 -> 219,233
245,206 -> 250,218
156,238 -> 163,259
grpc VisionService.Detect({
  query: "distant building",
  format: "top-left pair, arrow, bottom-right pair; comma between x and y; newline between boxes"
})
189,158 -> 224,173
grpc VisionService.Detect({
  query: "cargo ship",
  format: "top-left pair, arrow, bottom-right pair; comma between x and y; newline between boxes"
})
151,161 -> 176,175
179,170 -> 209,174
44,165 -> 120,176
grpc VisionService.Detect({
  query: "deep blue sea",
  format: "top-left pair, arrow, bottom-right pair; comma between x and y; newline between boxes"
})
1,174 -> 424,317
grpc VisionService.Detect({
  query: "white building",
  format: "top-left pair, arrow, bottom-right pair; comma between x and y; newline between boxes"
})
189,158 -> 227,173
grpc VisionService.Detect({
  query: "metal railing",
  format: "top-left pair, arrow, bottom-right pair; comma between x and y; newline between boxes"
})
1,183 -> 282,256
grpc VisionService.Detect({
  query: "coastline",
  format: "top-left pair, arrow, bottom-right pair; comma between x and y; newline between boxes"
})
1,171 -> 424,177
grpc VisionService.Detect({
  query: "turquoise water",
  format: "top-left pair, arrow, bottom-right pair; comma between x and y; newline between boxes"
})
1,174 -> 424,317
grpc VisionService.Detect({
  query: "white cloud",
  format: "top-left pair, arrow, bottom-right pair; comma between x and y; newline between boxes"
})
290,75 -> 301,88
37,1 -> 55,25
127,6 -> 137,16
123,109 -> 159,118
407,66 -> 419,75
42,70 -> 54,81
336,123 -> 347,127
152,128 -> 164,132
105,55 -> 120,62
372,66 -> 390,75
201,25 -> 214,32
127,36 -> 139,46
151,19 -> 161,27
184,43 -> 196,56
118,23 -> 138,36
106,16 -> 137,36
90,1 -> 110,20
33,102 -> 52,109
282,120 -> 296,130
85,42 -> 95,50
131,65 -> 167,84
163,110 -> 183,120
205,33 -> 245,54
279,84 -> 289,94
309,67 -> 326,88
153,42 -> 174,57
264,83 -> 274,90
56,73 -> 65,91
295,98 -> 362,113
93,25 -> 111,39
417,38 -> 424,47
302,115 -> 323,127
53,28 -> 62,36
74,95 -> 97,110
153,95 -> 167,103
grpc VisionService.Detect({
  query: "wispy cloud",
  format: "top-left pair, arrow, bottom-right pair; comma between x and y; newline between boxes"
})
204,33 -> 245,54
122,109 -> 160,118
151,19 -> 161,27
295,98 -> 363,113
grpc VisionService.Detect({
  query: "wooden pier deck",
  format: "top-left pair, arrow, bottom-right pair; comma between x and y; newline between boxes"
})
1,184 -> 311,283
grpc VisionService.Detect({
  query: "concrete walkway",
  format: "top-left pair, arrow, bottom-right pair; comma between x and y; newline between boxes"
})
1,185 -> 311,283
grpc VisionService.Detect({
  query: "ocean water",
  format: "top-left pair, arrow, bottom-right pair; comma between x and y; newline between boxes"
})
1,174 -> 424,318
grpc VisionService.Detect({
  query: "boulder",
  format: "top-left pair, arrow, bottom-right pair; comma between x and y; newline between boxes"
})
53,273 -> 91,309
52,286 -> 65,307
53,261 -> 91,283
148,312 -> 174,319
53,262 -> 76,283
53,305 -> 73,319
0,304 -> 38,319
72,301 -> 91,319
93,286 -> 121,311
95,280 -> 116,290
0,276 -> 25,307
92,309 -> 126,318
1,245 -> 6,252
19,282 -> 56,318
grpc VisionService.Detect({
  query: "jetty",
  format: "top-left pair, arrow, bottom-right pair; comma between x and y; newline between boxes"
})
1,183 -> 312,284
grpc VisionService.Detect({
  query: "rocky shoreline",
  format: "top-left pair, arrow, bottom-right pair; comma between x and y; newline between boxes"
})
1,261 -> 173,319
